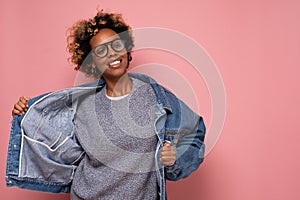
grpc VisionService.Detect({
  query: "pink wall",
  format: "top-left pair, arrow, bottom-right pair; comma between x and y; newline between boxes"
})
1,0 -> 299,199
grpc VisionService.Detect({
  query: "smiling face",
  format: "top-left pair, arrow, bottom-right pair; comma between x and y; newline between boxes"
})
90,28 -> 129,81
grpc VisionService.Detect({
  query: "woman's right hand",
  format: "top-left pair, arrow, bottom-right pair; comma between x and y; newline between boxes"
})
12,96 -> 31,116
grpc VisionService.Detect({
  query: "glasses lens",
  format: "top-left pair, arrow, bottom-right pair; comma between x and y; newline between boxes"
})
112,39 -> 125,52
93,39 -> 125,57
94,45 -> 107,57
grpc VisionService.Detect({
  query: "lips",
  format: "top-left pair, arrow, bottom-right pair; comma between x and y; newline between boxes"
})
107,58 -> 122,68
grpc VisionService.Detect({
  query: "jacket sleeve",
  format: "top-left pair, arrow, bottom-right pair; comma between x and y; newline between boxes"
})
164,94 -> 206,181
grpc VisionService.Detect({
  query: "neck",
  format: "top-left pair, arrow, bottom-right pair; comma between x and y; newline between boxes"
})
105,74 -> 132,97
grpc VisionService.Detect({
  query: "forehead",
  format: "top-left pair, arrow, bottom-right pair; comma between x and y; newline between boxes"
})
90,28 -> 120,48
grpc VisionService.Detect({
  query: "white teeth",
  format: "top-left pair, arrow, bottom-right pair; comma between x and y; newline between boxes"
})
109,60 -> 120,66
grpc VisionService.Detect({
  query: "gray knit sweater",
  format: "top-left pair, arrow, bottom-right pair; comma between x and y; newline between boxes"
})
71,78 -> 159,200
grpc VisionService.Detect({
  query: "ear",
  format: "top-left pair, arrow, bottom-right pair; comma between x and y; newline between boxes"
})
126,52 -> 132,69
127,52 -> 132,62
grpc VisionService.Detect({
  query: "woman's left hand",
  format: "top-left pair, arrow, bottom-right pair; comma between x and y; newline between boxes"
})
160,141 -> 176,166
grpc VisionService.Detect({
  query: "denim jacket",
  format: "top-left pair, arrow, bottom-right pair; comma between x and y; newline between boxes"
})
6,73 -> 206,200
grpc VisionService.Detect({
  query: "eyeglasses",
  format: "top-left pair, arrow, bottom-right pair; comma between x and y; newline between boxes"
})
92,39 -> 126,58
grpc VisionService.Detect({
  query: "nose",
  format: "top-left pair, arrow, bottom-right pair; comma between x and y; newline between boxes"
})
106,44 -> 117,57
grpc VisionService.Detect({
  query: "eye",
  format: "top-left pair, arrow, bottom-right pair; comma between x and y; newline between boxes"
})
94,45 -> 107,56
112,39 -> 125,51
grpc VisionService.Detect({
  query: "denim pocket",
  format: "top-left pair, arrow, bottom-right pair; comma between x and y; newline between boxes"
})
19,104 -> 84,183
20,135 -> 83,184
23,103 -> 73,148
21,93 -> 83,160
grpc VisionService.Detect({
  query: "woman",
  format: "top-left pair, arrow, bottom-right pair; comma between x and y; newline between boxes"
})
7,9 -> 206,200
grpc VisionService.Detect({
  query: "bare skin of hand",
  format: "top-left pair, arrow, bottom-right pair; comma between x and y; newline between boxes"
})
12,96 -> 31,116
160,141 -> 176,166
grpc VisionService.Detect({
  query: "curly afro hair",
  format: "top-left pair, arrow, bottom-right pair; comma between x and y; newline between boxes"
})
67,9 -> 134,78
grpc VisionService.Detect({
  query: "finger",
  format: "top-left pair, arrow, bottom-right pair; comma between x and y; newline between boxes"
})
17,101 -> 27,110
12,103 -> 26,116
161,144 -> 175,153
160,152 -> 176,158
160,156 -> 173,162
160,157 -> 176,165
12,108 -> 23,116
160,151 -> 176,158
19,96 -> 29,107
24,96 -> 31,101
164,140 -> 171,146
161,141 -> 172,152
14,103 -> 26,112
160,157 -> 176,166
160,146 -> 176,153
160,148 -> 176,157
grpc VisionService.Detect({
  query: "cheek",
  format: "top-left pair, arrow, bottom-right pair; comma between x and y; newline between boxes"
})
92,55 -> 106,66
122,53 -> 129,65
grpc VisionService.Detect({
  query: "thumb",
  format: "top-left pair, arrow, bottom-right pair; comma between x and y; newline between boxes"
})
164,140 -> 171,147
24,96 -> 31,100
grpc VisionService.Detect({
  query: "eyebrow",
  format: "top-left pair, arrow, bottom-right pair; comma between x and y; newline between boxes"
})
96,37 -> 121,46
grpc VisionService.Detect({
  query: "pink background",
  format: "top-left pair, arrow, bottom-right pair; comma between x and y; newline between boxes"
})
1,0 -> 299,199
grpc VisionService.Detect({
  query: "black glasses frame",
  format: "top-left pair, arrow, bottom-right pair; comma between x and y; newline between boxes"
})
92,39 -> 126,58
